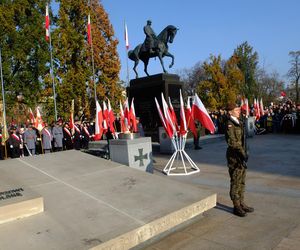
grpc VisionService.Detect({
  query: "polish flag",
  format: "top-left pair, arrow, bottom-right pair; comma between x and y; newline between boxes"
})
35,107 -> 44,131
124,22 -> 129,50
45,4 -> 50,41
129,98 -> 138,132
107,99 -> 116,133
259,98 -> 264,115
155,98 -> 173,138
168,97 -> 178,131
241,98 -> 250,117
94,100 -> 104,140
87,14 -> 92,45
119,100 -> 127,132
254,98 -> 260,120
102,100 -> 108,132
123,98 -> 130,127
185,96 -> 197,138
281,91 -> 286,97
69,99 -> 75,134
192,94 -> 215,134
29,108 -> 35,124
161,93 -> 176,137
179,90 -> 187,136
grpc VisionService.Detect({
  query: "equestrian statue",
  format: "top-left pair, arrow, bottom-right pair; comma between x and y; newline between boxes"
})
128,20 -> 178,78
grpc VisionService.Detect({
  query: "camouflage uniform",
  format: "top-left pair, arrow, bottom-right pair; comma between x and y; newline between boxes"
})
225,116 -> 247,203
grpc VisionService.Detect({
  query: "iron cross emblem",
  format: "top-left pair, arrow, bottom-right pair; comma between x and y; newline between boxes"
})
134,148 -> 148,167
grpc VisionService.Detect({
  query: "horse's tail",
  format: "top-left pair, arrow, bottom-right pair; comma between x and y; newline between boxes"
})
128,44 -> 142,61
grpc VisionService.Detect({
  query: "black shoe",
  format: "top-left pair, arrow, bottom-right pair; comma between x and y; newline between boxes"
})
233,206 -> 247,217
241,203 -> 254,213
194,146 -> 202,150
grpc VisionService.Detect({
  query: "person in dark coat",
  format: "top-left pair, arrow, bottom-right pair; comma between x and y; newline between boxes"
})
225,103 -> 254,217
63,123 -> 73,150
8,127 -> 21,158
73,120 -> 81,150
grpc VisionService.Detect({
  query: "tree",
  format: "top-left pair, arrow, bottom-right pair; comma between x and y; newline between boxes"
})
196,55 -> 243,110
287,51 -> 300,103
89,0 -> 122,111
234,41 -> 259,100
177,61 -> 206,98
0,0 -> 49,116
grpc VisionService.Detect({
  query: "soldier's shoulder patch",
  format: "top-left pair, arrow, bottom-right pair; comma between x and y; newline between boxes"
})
228,124 -> 232,128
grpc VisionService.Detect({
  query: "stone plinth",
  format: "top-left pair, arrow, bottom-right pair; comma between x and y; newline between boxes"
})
128,73 -> 183,141
0,187 -> 44,224
159,127 -> 175,154
109,137 -> 153,173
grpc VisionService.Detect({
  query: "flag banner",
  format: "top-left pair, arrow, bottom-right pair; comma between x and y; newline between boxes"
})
45,4 -> 50,41
69,99 -> 75,134
161,93 -> 176,137
107,98 -> 116,133
168,97 -> 179,131
185,96 -> 197,138
129,98 -> 138,132
179,90 -> 187,136
192,94 -> 215,134
124,22 -> 129,49
94,100 -> 104,140
155,97 -> 173,138
260,98 -> 264,115
254,98 -> 260,120
119,100 -> 127,132
29,108 -> 35,124
87,14 -> 92,45
102,100 -> 108,132
34,107 -> 44,131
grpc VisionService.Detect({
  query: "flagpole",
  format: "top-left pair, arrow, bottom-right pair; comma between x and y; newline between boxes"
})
0,47 -> 8,159
90,24 -> 97,104
124,20 -> 130,86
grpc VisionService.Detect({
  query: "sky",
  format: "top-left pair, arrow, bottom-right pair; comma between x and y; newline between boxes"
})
100,0 -> 300,83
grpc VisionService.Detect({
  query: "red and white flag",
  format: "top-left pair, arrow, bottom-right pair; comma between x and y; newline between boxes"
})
129,98 -> 138,132
161,93 -> 176,137
185,96 -> 197,138
168,97 -> 178,131
124,22 -> 129,50
107,99 -> 116,133
192,94 -> 215,134
94,100 -> 104,140
87,14 -> 92,45
35,107 -> 44,131
179,90 -> 187,136
254,98 -> 260,120
123,98 -> 130,128
102,100 -> 108,132
69,99 -> 75,134
241,98 -> 250,117
155,97 -> 173,138
259,98 -> 264,115
29,108 -> 35,124
45,4 -> 50,41
119,100 -> 127,132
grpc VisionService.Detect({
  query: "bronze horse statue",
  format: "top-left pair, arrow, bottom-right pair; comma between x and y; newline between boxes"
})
128,25 -> 178,78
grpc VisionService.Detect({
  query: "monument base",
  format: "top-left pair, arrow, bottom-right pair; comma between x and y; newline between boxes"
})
128,73 -> 183,141
246,117 -> 256,137
0,188 -> 44,224
109,137 -> 153,173
159,127 -> 175,154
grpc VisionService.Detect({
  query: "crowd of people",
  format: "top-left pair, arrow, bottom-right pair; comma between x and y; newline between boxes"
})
210,100 -> 300,135
0,120 -> 99,160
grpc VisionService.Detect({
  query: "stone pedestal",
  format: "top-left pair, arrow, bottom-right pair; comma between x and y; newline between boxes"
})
159,127 -> 175,154
0,187 -> 44,224
109,137 -> 153,173
128,73 -> 183,141
246,117 -> 256,137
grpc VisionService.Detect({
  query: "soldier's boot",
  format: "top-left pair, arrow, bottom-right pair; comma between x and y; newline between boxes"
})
233,200 -> 247,217
240,202 -> 254,213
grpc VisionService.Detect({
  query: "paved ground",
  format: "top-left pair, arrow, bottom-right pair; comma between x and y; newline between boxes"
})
143,134 -> 300,250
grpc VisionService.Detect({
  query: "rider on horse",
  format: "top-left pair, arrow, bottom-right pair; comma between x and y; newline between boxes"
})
143,20 -> 158,53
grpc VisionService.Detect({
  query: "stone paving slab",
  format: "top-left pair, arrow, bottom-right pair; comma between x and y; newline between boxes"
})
0,150 -> 216,249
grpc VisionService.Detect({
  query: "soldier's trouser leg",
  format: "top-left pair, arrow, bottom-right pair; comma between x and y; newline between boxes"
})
228,166 -> 246,202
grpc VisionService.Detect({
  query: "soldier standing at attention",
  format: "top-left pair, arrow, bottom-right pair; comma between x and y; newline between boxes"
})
225,103 -> 254,217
